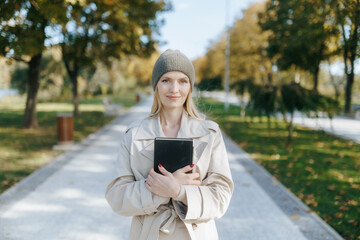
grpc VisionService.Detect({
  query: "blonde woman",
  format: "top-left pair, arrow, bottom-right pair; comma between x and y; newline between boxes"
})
105,49 -> 233,240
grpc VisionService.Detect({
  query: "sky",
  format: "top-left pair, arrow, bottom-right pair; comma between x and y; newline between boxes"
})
157,0 -> 260,60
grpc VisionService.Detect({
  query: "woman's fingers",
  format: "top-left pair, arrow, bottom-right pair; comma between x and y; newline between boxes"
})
145,179 -> 151,191
158,164 -> 171,176
147,174 -> 154,184
176,164 -> 195,174
190,172 -> 200,179
192,179 -> 201,186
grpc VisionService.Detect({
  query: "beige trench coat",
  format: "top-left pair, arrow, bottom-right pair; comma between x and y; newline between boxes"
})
105,112 -> 233,240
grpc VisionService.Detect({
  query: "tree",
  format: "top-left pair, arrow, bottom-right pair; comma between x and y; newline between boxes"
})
333,0 -> 360,113
250,84 -> 278,129
230,2 -> 273,85
60,0 -> 170,116
130,52 -> 160,87
0,1 -> 66,128
197,38 -> 226,81
197,76 -> 223,91
259,0 -> 338,91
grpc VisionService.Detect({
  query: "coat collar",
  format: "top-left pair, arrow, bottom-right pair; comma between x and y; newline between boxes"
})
135,111 -> 210,140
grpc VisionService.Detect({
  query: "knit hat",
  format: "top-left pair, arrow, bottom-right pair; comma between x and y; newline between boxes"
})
151,49 -> 195,90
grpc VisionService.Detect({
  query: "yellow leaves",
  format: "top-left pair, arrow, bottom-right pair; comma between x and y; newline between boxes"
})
327,185 -> 336,191
324,215 -> 332,222
335,212 -> 343,218
65,0 -> 87,6
290,214 -> 300,220
339,190 -> 347,195
238,141 -> 247,148
348,219 -> 359,226
337,151 -> 345,158
2,180 -> 11,188
103,0 -> 116,6
347,200 -> 358,206
272,181 -> 279,186
305,166 -> 314,172
339,206 -> 349,211
304,194 -> 318,207
315,141 -> 325,148
328,169 -> 346,181
271,154 -> 281,160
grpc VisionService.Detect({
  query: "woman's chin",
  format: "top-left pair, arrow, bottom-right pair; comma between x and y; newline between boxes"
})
163,103 -> 184,110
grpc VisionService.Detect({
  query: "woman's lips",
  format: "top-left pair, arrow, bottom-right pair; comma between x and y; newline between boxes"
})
167,96 -> 181,100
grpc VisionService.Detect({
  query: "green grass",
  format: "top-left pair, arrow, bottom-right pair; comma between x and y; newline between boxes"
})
0,93 -> 137,194
197,97 -> 360,240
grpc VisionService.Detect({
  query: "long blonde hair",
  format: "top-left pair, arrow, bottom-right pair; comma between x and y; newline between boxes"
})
149,88 -> 203,120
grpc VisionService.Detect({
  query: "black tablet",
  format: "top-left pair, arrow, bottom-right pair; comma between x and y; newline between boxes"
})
154,137 -> 193,174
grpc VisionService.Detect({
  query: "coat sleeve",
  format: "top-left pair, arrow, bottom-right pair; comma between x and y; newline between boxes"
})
174,128 -> 233,223
105,131 -> 170,216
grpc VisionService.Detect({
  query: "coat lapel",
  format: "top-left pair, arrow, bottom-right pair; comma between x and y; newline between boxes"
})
139,140 -> 154,161
193,139 -> 208,163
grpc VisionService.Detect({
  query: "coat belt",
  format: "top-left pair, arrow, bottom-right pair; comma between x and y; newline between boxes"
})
139,204 -> 197,240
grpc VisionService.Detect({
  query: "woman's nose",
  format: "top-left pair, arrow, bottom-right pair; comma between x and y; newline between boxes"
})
169,82 -> 179,92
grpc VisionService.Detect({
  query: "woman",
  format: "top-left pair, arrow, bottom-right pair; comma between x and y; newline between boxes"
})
105,49 -> 233,240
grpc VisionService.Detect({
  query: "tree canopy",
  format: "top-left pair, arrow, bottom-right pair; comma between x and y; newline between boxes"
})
60,0 -> 170,115
0,0 -> 170,126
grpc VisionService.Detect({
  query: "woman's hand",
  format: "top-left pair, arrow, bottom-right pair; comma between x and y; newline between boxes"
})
173,164 -> 201,186
146,166 -> 181,198
145,164 -> 201,198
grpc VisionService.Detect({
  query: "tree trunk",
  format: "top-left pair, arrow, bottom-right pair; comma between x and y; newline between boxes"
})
240,95 -> 246,118
344,72 -> 354,114
313,64 -> 319,92
287,112 -> 294,144
70,73 -> 79,116
63,54 -> 80,116
343,0 -> 359,113
327,60 -> 340,100
22,53 -> 42,128
344,35 -> 357,114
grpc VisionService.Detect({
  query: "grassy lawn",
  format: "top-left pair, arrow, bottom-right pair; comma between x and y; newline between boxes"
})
0,93 -> 137,194
197,97 -> 360,240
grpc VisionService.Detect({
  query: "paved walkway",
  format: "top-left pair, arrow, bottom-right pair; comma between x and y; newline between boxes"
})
0,98 -> 344,240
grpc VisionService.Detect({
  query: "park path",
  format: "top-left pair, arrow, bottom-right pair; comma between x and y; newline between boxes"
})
0,97 -> 343,240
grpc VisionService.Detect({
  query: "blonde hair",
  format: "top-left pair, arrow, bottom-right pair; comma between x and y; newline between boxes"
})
149,88 -> 203,120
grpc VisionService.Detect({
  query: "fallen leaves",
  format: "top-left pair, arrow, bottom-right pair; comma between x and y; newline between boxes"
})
335,212 -> 343,218
304,194 -> 318,207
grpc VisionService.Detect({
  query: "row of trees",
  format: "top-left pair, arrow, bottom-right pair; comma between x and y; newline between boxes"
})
3,47 -> 159,101
232,80 -> 340,143
0,0 -> 170,128
194,0 -> 359,114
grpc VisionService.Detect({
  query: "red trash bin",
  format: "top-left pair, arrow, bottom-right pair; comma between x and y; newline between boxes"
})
57,113 -> 73,143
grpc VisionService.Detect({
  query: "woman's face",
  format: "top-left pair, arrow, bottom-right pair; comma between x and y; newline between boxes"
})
157,71 -> 191,111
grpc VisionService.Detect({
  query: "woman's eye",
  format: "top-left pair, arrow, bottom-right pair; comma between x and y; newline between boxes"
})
181,80 -> 188,84
161,79 -> 168,83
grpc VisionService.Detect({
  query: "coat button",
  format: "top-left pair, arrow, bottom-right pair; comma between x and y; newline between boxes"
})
192,223 -> 197,230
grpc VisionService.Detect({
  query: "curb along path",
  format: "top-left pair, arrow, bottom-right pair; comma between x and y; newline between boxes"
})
0,97 -> 343,240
